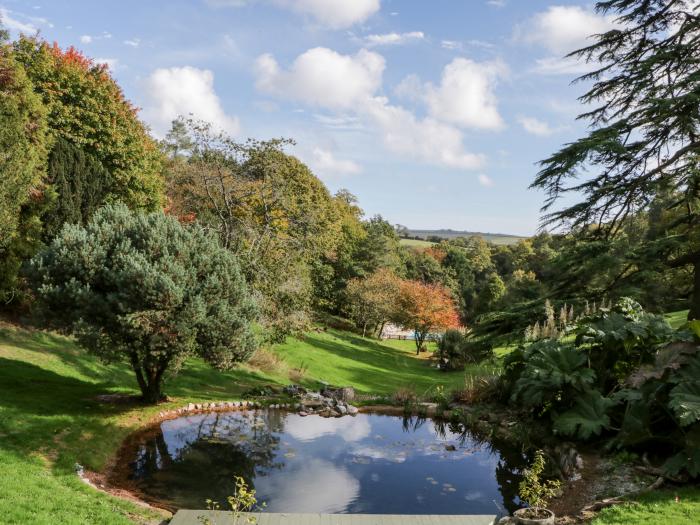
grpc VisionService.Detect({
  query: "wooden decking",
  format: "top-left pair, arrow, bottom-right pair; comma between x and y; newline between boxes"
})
171,511 -> 497,525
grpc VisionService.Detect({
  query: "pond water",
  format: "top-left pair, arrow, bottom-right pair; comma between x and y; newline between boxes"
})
113,410 -> 526,517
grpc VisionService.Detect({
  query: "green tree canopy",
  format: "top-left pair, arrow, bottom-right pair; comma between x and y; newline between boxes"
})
42,137 -> 113,240
0,40 -> 49,300
28,204 -> 257,403
12,37 -> 164,210
532,0 -> 700,319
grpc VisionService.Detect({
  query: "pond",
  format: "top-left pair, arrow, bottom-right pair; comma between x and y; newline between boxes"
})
111,410 -> 526,517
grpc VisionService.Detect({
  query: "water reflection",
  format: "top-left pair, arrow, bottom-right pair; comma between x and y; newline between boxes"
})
118,411 -> 525,516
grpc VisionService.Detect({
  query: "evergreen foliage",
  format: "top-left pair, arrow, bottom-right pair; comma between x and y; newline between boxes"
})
42,138 -> 113,239
28,204 -> 257,403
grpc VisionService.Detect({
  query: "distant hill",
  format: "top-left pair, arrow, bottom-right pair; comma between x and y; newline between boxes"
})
401,229 -> 527,246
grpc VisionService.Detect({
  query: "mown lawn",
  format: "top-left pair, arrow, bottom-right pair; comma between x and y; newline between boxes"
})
0,322 -> 479,524
1,318 -> 697,524
592,486 -> 700,525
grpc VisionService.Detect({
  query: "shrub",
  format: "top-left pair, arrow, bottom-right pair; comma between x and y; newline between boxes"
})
503,297 -> 700,478
438,329 -> 492,370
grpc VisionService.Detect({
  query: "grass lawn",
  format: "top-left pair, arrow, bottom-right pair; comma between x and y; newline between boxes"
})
0,322 -> 481,524
1,319 -> 697,524
592,486 -> 700,525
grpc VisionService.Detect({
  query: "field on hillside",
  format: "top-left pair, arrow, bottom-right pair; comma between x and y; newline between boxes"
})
399,238 -> 435,248
403,229 -> 526,246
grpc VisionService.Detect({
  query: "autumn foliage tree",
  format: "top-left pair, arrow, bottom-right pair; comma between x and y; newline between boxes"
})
392,280 -> 461,354
12,37 -> 163,210
345,269 -> 402,337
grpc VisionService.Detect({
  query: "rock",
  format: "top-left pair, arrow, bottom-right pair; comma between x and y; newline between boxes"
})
298,411 -> 308,417
497,517 -> 516,525
283,384 -> 307,397
301,393 -> 326,408
337,405 -> 348,415
347,405 -> 359,416
321,386 -> 356,402
187,403 -> 195,411
445,444 -> 457,451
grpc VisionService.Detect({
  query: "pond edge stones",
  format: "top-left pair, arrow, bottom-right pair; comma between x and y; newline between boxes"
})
151,385 -> 360,422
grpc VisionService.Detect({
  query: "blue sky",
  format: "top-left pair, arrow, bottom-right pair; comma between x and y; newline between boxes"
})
0,0 -> 617,235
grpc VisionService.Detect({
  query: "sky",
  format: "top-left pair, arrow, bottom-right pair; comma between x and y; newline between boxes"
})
0,0 -> 618,236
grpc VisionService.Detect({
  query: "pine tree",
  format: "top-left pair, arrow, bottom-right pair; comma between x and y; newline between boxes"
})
531,0 -> 700,320
28,204 -> 258,403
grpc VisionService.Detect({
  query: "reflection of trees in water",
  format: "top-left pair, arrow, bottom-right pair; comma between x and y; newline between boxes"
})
407,416 -> 526,515
130,411 -> 285,509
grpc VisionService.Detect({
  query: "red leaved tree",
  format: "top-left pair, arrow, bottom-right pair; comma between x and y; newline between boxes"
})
392,280 -> 460,354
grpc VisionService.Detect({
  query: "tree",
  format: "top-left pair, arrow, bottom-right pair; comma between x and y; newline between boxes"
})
41,137 -> 113,240
12,37 -> 163,210
28,204 -> 257,403
392,280 -> 460,354
345,269 -> 402,337
165,119 -> 341,341
0,41 -> 49,301
531,0 -> 700,319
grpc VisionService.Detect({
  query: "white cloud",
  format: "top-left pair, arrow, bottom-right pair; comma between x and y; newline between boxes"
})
80,35 -> 92,44
478,174 -> 494,187
424,58 -> 507,130
257,459 -> 360,513
142,66 -> 240,137
313,113 -> 363,131
309,147 -> 362,177
517,5 -> 616,56
487,0 -> 506,7
254,47 -> 486,171
441,40 -> 461,50
532,56 -> 593,76
364,97 -> 485,170
124,38 -> 140,47
94,58 -> 119,72
365,31 -> 424,47
274,0 -> 380,29
518,116 -> 554,136
255,47 -> 385,110
0,8 -> 37,34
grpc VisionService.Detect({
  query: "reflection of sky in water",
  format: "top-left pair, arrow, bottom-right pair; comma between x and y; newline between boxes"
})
124,411 -> 523,517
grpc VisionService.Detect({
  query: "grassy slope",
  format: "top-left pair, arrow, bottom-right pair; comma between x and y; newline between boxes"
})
592,487 -> 699,525
399,238 -> 435,248
1,312 -> 696,524
0,324 -> 477,524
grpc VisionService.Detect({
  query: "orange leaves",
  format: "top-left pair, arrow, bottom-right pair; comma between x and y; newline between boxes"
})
49,42 -> 94,71
394,279 -> 461,334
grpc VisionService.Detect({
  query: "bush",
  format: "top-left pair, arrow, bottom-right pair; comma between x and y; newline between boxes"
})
502,297 -> 700,478
438,329 -> 492,370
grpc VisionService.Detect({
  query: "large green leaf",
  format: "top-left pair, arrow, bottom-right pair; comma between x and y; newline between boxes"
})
669,381 -> 700,426
689,320 -> 700,340
553,391 -> 615,440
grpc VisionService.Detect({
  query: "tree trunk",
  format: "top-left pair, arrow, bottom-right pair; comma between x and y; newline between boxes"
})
689,257 -> 700,321
129,352 -> 167,404
415,331 -> 427,355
